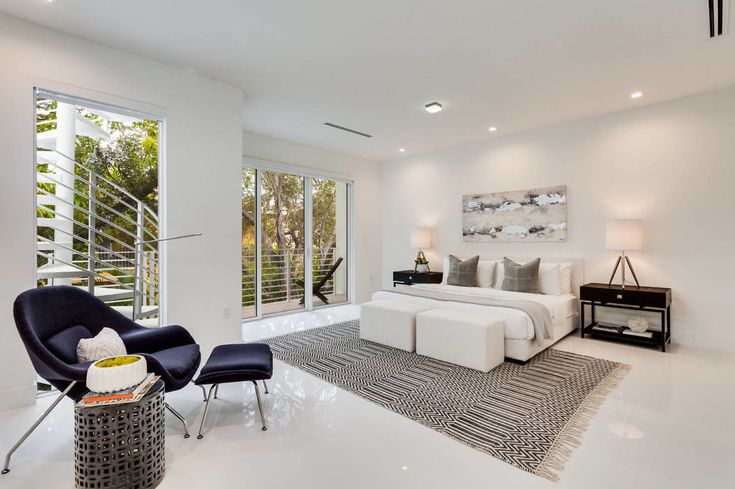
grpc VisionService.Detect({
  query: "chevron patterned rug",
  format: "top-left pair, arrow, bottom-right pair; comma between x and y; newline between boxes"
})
261,320 -> 629,481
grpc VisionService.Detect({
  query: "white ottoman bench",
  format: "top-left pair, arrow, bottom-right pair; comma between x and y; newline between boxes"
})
360,300 -> 431,352
416,309 -> 504,372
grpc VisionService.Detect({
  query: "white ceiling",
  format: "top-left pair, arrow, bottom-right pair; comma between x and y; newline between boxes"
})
2,0 -> 735,161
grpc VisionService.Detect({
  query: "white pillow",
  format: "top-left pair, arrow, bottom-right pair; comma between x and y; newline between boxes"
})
559,262 -> 573,295
77,327 -> 127,363
538,263 -> 561,295
441,256 -> 496,287
476,260 -> 496,288
493,260 -> 505,288
441,257 -> 450,284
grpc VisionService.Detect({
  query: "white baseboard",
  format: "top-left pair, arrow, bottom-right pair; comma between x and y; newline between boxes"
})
673,329 -> 735,352
0,384 -> 36,412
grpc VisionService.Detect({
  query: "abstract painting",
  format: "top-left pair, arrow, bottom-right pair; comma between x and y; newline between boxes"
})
463,185 -> 567,242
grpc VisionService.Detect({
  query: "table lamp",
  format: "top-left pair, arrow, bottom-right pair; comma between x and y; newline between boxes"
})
410,227 -> 432,273
606,220 -> 642,288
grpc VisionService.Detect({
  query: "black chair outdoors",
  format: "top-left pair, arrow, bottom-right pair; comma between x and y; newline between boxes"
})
3,285 -> 201,474
297,256 -> 344,305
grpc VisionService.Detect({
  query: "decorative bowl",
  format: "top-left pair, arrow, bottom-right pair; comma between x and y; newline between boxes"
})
86,355 -> 147,393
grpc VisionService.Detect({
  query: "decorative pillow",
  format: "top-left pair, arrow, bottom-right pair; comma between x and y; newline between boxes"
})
447,255 -> 480,287
76,327 -> 127,363
501,257 -> 541,293
442,257 -> 495,287
494,260 -> 567,294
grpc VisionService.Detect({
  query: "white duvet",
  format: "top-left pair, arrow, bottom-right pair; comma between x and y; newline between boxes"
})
372,283 -> 577,341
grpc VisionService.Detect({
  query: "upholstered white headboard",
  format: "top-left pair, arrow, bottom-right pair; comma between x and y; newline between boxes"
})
442,254 -> 585,296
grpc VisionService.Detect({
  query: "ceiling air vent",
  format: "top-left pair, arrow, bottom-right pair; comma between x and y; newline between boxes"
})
324,122 -> 372,138
709,0 -> 730,37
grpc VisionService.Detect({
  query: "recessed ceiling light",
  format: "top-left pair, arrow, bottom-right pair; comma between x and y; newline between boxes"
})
488,126 -> 498,132
630,91 -> 643,99
424,102 -> 443,114
399,148 -> 406,152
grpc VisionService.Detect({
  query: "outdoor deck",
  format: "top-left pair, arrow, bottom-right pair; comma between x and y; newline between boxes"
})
242,293 -> 347,319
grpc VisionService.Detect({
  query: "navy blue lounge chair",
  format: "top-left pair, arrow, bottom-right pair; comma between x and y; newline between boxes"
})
3,285 -> 201,474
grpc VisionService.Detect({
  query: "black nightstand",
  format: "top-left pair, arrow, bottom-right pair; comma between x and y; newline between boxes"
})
580,283 -> 672,352
393,270 -> 443,287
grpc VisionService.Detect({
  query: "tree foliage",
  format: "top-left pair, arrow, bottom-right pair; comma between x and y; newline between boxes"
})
35,98 -> 159,271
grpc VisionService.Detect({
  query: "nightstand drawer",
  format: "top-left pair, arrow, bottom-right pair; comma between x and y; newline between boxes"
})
580,284 -> 671,308
392,270 -> 443,286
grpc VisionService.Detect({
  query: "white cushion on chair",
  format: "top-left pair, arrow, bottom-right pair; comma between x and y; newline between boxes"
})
77,327 -> 127,363
416,309 -> 504,372
360,300 -> 431,352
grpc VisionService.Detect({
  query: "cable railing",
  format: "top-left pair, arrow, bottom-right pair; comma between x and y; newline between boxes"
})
242,249 -> 343,309
36,147 -> 159,320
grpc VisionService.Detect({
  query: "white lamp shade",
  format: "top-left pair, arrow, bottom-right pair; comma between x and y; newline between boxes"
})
606,220 -> 643,251
410,227 -> 432,249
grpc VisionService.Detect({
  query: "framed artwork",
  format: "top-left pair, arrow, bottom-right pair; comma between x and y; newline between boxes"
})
462,185 -> 567,242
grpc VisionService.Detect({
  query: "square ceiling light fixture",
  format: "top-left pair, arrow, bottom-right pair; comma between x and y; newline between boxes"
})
424,102 -> 443,114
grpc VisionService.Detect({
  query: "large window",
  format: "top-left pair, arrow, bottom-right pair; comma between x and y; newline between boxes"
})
241,165 -> 351,319
35,90 -> 162,326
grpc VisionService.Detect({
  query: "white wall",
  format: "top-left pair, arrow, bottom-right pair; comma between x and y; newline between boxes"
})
0,14 -> 244,411
243,130 -> 383,304
382,86 -> 735,350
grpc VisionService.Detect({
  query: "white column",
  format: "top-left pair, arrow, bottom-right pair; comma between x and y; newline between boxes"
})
54,102 -> 76,284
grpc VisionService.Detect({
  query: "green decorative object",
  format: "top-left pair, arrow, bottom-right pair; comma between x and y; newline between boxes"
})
86,355 -> 147,393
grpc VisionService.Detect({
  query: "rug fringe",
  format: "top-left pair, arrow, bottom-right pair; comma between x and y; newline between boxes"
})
536,363 -> 631,482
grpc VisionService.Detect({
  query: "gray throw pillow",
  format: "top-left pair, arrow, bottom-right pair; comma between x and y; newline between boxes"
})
447,255 -> 480,287
501,257 -> 541,293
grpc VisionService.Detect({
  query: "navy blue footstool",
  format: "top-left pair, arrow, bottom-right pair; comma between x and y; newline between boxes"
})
194,343 -> 273,439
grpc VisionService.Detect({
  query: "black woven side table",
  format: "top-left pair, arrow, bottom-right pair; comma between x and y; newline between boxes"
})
74,380 -> 165,489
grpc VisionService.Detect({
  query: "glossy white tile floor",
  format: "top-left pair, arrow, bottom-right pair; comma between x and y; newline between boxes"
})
1,304 -> 734,488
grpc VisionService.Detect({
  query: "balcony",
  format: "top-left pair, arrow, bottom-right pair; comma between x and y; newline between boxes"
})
242,249 -> 346,318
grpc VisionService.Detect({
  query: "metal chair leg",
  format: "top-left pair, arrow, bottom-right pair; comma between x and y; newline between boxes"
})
253,381 -> 268,431
3,381 -> 77,474
263,380 -> 269,394
197,385 -> 217,439
213,384 -> 219,399
199,384 -> 207,402
164,403 -> 191,438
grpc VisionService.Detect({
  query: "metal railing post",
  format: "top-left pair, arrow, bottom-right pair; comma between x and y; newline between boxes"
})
133,201 -> 145,320
285,251 -> 291,301
142,251 -> 149,307
87,172 -> 96,295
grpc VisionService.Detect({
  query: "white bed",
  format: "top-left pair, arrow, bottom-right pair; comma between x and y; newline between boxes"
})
373,256 -> 583,362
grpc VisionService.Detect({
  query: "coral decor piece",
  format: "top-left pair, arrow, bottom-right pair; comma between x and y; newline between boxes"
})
627,316 -> 649,333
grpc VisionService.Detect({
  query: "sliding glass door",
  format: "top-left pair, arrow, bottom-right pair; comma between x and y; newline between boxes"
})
242,164 -> 351,319
241,168 -> 257,319
312,178 -> 348,308
260,170 -> 306,315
